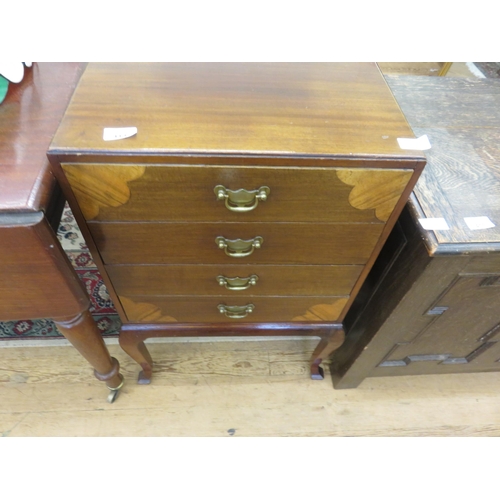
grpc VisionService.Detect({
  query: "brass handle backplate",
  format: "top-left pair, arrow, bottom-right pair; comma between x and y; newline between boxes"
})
215,185 -> 270,213
217,274 -> 258,291
218,303 -> 255,319
215,236 -> 263,258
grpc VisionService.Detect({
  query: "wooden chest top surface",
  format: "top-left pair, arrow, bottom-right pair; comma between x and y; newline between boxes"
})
49,62 -> 423,162
386,75 -> 500,253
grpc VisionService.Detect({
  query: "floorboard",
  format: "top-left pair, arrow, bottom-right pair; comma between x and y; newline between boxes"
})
1,340 -> 500,436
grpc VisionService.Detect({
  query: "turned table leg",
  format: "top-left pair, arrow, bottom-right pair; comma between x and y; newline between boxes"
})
310,327 -> 345,380
53,309 -> 124,401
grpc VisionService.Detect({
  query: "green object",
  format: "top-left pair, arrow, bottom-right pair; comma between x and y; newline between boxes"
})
0,75 -> 8,104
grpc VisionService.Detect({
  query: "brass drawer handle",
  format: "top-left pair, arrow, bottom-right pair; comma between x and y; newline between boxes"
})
215,185 -> 270,213
218,303 -> 255,319
217,274 -> 258,291
215,236 -> 263,258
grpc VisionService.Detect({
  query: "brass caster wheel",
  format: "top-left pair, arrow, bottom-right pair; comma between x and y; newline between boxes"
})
106,375 -> 124,404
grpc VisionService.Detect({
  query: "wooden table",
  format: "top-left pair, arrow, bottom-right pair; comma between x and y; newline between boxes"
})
331,76 -> 500,388
47,63 -> 426,384
0,63 -> 123,401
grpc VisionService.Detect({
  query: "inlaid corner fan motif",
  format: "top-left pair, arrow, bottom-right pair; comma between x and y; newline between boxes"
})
119,296 -> 177,323
62,164 -> 146,220
336,169 -> 413,222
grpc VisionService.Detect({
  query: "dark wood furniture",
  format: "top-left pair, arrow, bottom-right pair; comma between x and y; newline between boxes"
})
47,63 -> 426,384
0,63 -> 123,400
331,76 -> 500,388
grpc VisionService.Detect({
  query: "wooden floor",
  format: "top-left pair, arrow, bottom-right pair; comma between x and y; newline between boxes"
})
2,337 -> 500,437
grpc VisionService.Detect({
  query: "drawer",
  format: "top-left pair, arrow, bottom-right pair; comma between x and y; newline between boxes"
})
62,163 -> 414,224
89,222 -> 384,265
106,264 -> 364,297
119,295 -> 349,323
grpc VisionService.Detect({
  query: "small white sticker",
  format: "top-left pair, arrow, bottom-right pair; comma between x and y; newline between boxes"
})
464,216 -> 495,230
103,127 -> 138,141
418,218 -> 450,230
397,135 -> 432,151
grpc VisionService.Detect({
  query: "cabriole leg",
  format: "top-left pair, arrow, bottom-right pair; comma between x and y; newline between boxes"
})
310,327 -> 345,380
119,330 -> 154,384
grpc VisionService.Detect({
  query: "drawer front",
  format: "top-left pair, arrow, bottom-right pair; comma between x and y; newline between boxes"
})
119,295 -> 349,323
62,163 -> 414,224
89,222 -> 384,265
106,264 -> 363,297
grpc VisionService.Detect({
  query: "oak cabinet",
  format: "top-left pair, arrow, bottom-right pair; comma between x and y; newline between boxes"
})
331,76 -> 500,388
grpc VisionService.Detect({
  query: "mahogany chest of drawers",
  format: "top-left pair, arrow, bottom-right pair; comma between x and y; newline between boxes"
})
48,63 -> 426,384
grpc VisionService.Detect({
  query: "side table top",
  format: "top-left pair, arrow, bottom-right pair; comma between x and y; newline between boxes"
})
386,75 -> 500,254
0,63 -> 85,214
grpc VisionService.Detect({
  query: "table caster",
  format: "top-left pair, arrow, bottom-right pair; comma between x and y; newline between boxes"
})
106,375 -> 124,403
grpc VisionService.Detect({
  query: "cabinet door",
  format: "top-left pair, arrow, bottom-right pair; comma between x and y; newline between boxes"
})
376,275 -> 500,375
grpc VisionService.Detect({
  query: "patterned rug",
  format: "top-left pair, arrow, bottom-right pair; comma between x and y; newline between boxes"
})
0,205 -> 121,340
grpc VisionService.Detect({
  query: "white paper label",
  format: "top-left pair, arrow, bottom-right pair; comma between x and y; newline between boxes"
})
464,216 -> 495,230
103,127 -> 137,141
418,218 -> 450,230
397,135 -> 432,151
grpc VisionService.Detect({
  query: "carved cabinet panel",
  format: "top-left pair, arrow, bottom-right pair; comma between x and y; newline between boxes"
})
378,275 -> 500,372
